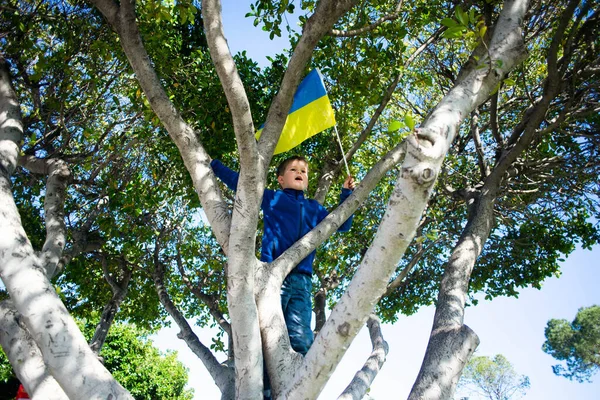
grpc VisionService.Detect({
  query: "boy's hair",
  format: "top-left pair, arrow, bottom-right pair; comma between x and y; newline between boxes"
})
276,155 -> 308,177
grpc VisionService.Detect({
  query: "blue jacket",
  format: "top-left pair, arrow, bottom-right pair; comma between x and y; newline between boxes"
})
211,159 -> 354,275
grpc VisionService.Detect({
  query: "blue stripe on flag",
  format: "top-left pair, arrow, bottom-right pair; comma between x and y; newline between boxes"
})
288,69 -> 327,114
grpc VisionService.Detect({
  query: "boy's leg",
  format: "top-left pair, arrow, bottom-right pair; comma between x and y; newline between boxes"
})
281,273 -> 314,355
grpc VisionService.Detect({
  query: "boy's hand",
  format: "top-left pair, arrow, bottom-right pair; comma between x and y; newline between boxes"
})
343,175 -> 356,190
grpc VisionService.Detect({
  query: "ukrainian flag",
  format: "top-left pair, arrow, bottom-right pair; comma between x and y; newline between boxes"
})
256,69 -> 336,154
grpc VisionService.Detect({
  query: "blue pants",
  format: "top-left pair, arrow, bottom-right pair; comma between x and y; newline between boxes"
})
280,272 -> 314,355
264,273 -> 313,399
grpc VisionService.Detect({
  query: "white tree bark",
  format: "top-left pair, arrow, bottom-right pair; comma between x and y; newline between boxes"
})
19,155 -> 70,278
0,301 -> 69,400
409,1 -> 579,397
202,0 -> 359,397
0,57 -> 133,400
202,1 -> 265,396
338,315 -> 389,400
281,1 -> 529,398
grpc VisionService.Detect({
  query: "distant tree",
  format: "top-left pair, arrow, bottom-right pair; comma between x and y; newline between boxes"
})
542,305 -> 600,383
457,354 -> 530,400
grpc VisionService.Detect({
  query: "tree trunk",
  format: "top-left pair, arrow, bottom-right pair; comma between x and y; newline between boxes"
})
0,56 -> 133,400
0,301 -> 68,400
338,315 -> 389,400
281,1 -> 529,398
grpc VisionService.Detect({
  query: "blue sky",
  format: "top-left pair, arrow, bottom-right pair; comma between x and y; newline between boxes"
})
152,3 -> 600,399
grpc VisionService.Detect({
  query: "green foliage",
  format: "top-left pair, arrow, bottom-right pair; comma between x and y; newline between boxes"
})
0,349 -> 14,384
543,305 -> 600,382
0,319 -> 193,400
458,354 -> 530,400
2,0 -> 599,384
87,322 -> 193,400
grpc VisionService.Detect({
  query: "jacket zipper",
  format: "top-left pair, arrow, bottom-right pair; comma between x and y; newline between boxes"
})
298,201 -> 304,240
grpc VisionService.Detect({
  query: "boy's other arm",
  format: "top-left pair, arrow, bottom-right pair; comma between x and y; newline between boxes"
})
211,159 -> 275,208
210,159 -> 239,192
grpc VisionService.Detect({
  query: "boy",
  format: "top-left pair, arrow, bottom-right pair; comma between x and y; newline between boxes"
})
210,156 -> 355,354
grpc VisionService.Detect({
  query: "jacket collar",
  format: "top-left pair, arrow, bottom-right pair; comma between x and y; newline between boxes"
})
282,188 -> 305,199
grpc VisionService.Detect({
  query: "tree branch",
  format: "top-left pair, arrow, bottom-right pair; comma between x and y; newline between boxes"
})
330,0 -> 404,37
202,0 -> 257,166
175,249 -> 232,338
489,92 -> 503,147
152,234 -> 234,398
89,255 -> 133,354
470,110 -> 490,178
338,315 -> 389,400
90,0 -> 232,251
0,57 -> 21,175
19,155 -> 70,277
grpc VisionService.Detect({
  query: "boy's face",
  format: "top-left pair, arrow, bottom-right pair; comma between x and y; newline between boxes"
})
277,160 -> 309,191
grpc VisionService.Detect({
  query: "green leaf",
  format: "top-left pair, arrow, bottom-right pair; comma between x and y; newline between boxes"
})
442,26 -> 465,39
479,25 -> 488,38
440,18 -> 458,28
388,120 -> 404,132
404,114 -> 416,131
455,6 -> 468,26
503,78 -> 516,86
469,9 -> 477,24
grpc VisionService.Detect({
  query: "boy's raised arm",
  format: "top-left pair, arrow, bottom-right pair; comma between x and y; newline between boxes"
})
210,159 -> 239,192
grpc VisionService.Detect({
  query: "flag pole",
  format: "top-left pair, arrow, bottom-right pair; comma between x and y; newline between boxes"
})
334,125 -> 351,177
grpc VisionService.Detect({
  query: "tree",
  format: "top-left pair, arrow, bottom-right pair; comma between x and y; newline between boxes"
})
0,0 -> 598,399
543,305 -> 600,382
457,354 -> 530,400
0,319 -> 193,400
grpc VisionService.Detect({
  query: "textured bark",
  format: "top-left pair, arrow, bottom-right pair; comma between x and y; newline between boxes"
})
18,155 -> 70,278
0,301 -> 68,400
0,58 -> 20,175
281,1 -> 529,398
0,56 -> 133,400
409,1 -> 582,398
202,1 -> 360,397
202,2 -> 266,397
338,315 -> 389,400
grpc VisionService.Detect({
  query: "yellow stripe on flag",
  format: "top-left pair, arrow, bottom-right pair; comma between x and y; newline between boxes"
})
256,95 -> 336,155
